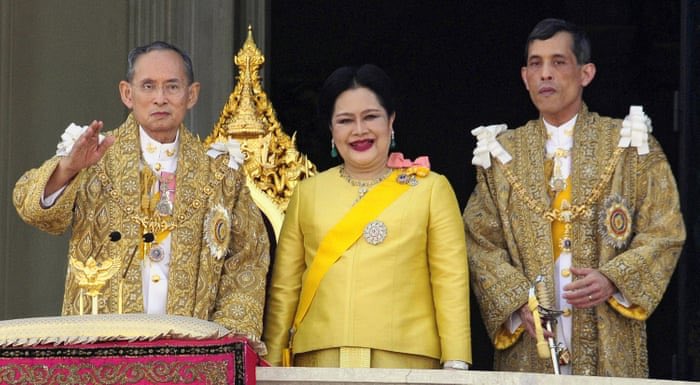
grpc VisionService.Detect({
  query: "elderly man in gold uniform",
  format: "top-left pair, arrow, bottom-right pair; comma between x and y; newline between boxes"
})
13,41 -> 269,340
463,19 -> 685,377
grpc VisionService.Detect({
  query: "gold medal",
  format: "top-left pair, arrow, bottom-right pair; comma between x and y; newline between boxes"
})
155,199 -> 173,216
204,204 -> 231,259
599,194 -> 633,248
155,181 -> 173,216
148,244 -> 165,262
549,177 -> 567,192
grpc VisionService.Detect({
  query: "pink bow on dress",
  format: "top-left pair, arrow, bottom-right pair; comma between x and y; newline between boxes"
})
387,152 -> 431,177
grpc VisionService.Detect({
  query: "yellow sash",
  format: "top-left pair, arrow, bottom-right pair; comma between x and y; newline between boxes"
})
282,169 -> 408,366
551,177 -> 572,260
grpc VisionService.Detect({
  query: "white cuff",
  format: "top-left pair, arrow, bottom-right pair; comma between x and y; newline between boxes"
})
41,185 -> 67,208
507,310 -> 523,334
613,291 -> 632,307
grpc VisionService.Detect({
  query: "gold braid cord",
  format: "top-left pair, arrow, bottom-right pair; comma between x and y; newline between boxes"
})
501,147 -> 625,225
205,26 -> 316,238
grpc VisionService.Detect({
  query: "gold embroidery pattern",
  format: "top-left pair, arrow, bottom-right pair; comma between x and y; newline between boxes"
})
93,152 -> 228,231
464,105 -> 684,376
501,146 -> 624,235
12,115 -> 270,341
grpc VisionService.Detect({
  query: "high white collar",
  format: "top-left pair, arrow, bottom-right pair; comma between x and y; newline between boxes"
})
139,126 -> 179,162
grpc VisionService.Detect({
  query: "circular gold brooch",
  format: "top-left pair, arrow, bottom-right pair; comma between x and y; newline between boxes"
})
599,195 -> 633,249
204,204 -> 231,259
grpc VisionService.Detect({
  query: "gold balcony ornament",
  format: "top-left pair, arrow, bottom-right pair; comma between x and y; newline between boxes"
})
69,256 -> 121,315
206,26 -> 316,239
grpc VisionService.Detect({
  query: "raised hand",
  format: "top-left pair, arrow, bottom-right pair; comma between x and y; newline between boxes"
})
45,120 -> 116,196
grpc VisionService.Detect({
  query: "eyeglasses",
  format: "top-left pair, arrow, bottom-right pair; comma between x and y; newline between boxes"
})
134,81 -> 188,96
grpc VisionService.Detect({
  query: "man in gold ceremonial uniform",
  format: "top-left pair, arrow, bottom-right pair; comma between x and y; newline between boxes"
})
13,41 -> 269,340
463,19 -> 685,376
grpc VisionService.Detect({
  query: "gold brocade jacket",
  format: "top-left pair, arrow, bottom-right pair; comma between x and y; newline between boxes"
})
13,115 -> 270,339
263,167 -> 471,366
463,105 -> 685,377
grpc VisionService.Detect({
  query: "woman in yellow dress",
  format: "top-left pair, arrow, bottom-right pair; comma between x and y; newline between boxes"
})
263,64 -> 471,369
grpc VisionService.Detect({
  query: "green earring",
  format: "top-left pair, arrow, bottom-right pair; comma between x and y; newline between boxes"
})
331,140 -> 338,158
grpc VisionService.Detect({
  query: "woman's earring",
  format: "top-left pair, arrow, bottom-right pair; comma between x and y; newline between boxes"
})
390,130 -> 397,149
331,139 -> 338,158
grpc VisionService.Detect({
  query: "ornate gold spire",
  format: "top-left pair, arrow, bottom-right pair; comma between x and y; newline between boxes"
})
206,26 -> 316,238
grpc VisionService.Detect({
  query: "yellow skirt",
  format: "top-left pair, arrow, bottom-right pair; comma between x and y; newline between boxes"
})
293,347 -> 440,369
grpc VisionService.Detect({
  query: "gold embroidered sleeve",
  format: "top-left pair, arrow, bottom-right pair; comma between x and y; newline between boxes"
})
211,170 -> 270,340
463,167 -> 530,341
13,157 -> 83,235
599,145 -> 685,318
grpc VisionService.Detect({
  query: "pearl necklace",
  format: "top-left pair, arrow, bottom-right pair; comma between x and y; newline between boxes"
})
339,165 -> 393,205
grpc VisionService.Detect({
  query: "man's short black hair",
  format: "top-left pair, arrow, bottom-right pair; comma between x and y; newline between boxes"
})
126,41 -> 195,84
525,18 -> 592,65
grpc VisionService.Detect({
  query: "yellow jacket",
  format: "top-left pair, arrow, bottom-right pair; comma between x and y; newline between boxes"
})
263,166 -> 471,365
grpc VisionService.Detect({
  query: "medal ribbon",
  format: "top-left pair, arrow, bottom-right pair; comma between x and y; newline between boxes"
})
139,169 -> 176,261
551,176 -> 572,260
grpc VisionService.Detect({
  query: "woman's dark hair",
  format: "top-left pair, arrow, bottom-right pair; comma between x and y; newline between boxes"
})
318,64 -> 395,129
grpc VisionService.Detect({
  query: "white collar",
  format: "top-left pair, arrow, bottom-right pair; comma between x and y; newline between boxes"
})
139,126 -> 179,160
544,115 -> 576,153
543,114 -> 577,135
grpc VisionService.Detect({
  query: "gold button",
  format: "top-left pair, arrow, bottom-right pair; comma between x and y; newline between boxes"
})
563,308 -> 572,317
561,268 -> 571,278
146,143 -> 157,153
154,162 -> 162,171
151,274 -> 161,283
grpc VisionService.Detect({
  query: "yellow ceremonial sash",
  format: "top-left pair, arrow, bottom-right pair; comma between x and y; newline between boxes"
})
282,169 -> 408,366
551,177 -> 572,260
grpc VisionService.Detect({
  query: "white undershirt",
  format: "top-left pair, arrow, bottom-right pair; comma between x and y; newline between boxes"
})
544,116 -> 576,375
138,127 -> 178,314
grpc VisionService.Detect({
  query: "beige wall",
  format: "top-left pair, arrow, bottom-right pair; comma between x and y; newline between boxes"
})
0,0 -> 268,319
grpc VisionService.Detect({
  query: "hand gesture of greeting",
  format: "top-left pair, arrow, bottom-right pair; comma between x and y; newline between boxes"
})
45,120 -> 115,196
